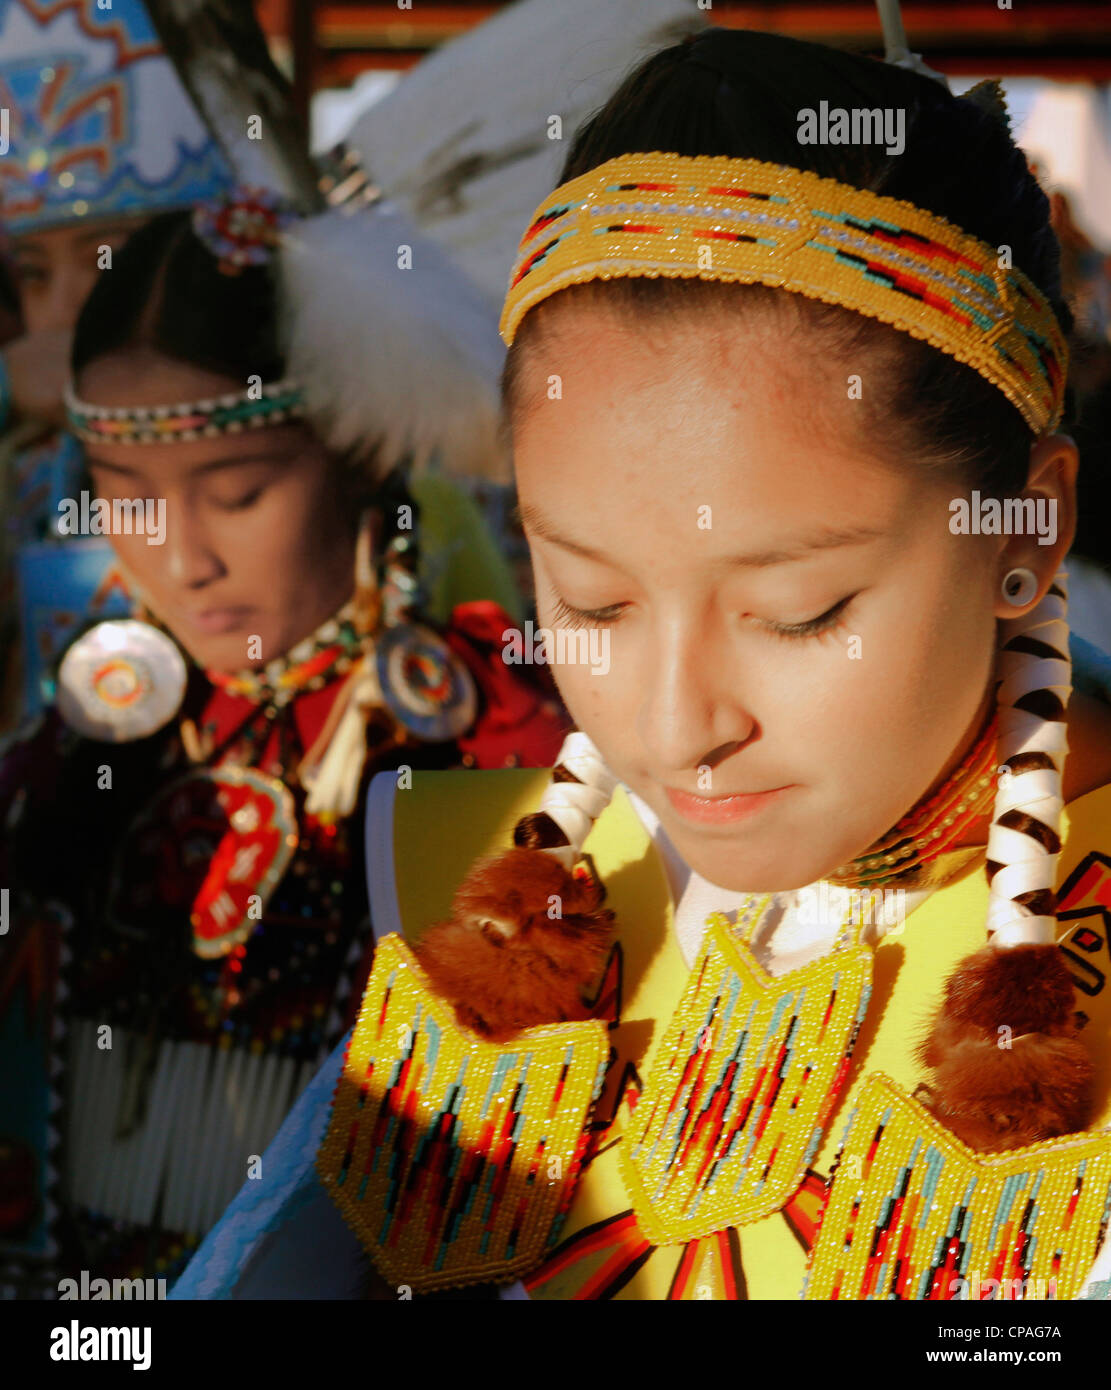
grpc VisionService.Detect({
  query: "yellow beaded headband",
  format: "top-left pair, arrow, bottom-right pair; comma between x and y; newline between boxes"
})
499,152 -> 1068,437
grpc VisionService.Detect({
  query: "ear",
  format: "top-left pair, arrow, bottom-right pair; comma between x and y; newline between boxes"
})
990,432 -> 1078,621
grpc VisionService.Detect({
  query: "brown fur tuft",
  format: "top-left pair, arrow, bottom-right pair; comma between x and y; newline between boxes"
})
413,848 -> 615,1042
917,944 -> 1093,1150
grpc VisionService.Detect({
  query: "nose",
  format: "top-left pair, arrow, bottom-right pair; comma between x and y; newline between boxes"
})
635,607 -> 757,774
163,498 -> 226,589
39,259 -> 92,333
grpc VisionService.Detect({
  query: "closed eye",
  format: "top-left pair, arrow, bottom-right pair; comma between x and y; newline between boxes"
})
549,593 -> 627,631
212,487 -> 266,512
760,593 -> 856,640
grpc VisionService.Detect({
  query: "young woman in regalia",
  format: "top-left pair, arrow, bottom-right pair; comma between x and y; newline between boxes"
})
0,0 -> 234,732
176,23 -> 1111,1302
0,183 -> 571,1296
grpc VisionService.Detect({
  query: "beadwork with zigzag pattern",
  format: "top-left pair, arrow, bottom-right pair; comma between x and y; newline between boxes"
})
316,933 -> 610,1292
804,1074 -> 1111,1300
620,909 -> 873,1244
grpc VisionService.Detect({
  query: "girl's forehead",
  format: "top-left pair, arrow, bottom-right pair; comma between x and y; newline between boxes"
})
13,216 -> 144,256
76,348 -> 242,408
84,423 -> 321,481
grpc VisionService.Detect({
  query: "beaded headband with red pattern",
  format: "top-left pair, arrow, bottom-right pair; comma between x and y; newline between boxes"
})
64,378 -> 306,445
499,152 -> 1069,437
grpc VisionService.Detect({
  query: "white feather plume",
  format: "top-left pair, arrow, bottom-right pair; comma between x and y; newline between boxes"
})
339,0 -> 705,304
277,202 -> 509,482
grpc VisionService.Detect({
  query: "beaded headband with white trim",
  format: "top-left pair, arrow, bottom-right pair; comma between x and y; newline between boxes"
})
499,152 -> 1069,438
63,378 -> 305,445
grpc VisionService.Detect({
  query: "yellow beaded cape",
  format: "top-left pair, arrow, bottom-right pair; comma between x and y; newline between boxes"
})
323,768 -> 1111,1299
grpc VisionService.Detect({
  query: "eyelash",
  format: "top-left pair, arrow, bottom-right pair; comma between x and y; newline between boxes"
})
761,594 -> 856,641
548,592 -> 857,640
215,488 -> 265,512
549,595 -> 627,631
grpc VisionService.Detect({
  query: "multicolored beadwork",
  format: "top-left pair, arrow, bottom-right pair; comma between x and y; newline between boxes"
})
500,153 -> 1068,436
63,378 -> 305,445
829,712 -> 999,889
316,933 -> 611,1292
804,1074 -> 1111,1301
206,600 -> 365,708
192,184 -> 292,273
108,765 -> 299,959
619,908 -> 872,1244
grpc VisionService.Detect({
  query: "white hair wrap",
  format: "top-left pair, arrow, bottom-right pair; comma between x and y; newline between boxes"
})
987,569 -> 1072,948
534,732 -> 619,869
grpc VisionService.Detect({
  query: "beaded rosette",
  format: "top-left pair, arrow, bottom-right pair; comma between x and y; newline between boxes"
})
620,908 -> 872,1244
804,1075 -> 1111,1301
316,933 -> 610,1292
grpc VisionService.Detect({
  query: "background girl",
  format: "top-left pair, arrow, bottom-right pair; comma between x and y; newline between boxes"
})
0,194 -> 567,1297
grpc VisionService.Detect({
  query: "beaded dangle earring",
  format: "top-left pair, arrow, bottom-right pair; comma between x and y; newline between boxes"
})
918,568 -> 1094,1149
352,508 -> 383,638
413,732 -> 620,1040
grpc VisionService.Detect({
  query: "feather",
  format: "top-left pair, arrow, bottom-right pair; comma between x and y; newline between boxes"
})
339,0 -> 706,303
144,0 -> 322,212
964,78 -> 1012,135
277,203 -> 508,480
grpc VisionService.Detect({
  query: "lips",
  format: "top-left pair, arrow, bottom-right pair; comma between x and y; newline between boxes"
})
664,783 -> 793,826
185,606 -> 256,636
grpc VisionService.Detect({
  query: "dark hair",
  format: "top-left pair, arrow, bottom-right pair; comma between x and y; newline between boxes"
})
503,28 -> 1074,494
72,209 -> 284,382
69,208 -> 409,526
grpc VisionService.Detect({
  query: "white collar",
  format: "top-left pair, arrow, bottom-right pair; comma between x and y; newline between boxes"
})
622,785 -> 945,974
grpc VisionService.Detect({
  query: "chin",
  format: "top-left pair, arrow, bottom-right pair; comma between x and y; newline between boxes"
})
177,630 -> 258,676
662,820 -> 846,896
681,852 -> 829,895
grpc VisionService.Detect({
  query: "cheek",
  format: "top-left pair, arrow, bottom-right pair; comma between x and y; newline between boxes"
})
103,530 -> 161,586
72,264 -> 99,307
811,555 -> 997,814
545,660 -> 612,746
224,474 -> 334,573
18,284 -> 50,331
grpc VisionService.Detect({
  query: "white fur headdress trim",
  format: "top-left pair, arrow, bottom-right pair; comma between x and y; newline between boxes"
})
277,202 -> 509,482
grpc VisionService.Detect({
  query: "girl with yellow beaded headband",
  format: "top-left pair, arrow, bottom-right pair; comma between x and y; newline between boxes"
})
177,18 -> 1111,1304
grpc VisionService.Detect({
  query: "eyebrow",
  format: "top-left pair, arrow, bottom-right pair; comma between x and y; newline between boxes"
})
516,503 -> 886,567
87,452 -> 297,479
14,226 -> 133,257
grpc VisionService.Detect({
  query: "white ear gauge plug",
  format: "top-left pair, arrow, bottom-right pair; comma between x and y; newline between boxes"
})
1002,567 -> 1039,607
